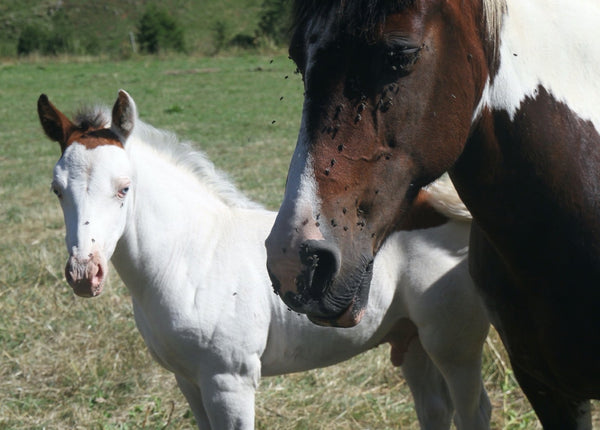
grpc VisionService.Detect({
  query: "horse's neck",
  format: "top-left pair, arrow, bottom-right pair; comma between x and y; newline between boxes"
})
484,0 -> 600,131
112,139 -> 233,297
457,0 -> 600,277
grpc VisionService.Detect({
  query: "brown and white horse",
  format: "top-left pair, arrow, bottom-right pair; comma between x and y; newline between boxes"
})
265,0 -> 600,428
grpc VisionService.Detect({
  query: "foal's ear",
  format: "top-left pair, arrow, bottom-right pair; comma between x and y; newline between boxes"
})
111,89 -> 137,142
37,94 -> 75,153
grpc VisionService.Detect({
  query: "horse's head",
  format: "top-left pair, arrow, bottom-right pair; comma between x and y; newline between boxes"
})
39,90 -> 137,297
266,0 -> 494,326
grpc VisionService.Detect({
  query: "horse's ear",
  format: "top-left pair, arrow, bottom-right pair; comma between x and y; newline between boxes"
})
37,94 -> 75,153
111,89 -> 137,142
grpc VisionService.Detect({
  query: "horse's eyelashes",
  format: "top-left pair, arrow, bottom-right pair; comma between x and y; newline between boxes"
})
383,42 -> 422,74
51,185 -> 62,198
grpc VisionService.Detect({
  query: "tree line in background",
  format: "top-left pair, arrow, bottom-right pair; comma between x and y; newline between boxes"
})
10,0 -> 291,58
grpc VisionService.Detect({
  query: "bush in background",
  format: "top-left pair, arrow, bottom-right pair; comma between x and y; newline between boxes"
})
256,0 -> 292,46
136,5 -> 185,54
7,0 -> 293,59
16,8 -> 98,57
17,24 -> 48,56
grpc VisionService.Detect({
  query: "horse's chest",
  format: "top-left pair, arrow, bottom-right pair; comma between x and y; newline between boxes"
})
131,301 -> 213,374
468,223 -> 600,396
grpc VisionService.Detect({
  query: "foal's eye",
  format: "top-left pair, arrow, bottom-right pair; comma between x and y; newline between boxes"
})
117,186 -> 129,199
51,186 -> 62,198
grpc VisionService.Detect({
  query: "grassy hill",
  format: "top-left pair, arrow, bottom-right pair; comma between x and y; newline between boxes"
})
0,0 -> 267,57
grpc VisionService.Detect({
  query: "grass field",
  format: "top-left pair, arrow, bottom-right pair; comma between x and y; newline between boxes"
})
0,54 -> 597,429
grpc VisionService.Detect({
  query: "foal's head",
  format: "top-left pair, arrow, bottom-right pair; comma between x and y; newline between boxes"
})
266,0 -> 494,326
39,90 -> 137,297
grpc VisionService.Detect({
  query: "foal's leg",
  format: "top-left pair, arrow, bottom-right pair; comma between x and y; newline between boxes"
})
196,355 -> 261,430
512,364 -> 592,430
418,322 -> 491,430
199,371 -> 258,430
410,256 -> 491,430
175,374 -> 211,429
402,337 -> 453,430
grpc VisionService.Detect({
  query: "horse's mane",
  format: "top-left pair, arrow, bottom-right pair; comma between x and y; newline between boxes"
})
424,174 -> 472,222
482,0 -> 507,70
73,106 -> 262,210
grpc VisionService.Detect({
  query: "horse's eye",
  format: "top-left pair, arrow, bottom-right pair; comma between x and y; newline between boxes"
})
118,186 -> 129,199
384,42 -> 422,74
51,186 -> 62,198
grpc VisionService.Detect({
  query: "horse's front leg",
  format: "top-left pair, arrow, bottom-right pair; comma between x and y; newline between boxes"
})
413,259 -> 491,430
512,364 -> 592,430
175,374 -> 211,429
198,357 -> 261,430
402,337 -> 454,429
416,326 -> 491,430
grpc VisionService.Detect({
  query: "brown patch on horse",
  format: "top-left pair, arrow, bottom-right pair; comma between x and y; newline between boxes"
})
398,189 -> 449,231
38,94 -> 123,153
380,317 -> 418,366
65,128 -> 124,151
454,87 -> 600,400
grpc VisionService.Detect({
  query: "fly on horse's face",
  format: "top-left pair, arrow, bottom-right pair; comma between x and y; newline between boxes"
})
266,0 -> 490,326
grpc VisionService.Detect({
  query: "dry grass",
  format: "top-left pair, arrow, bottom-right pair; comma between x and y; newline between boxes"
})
0,54 -> 598,429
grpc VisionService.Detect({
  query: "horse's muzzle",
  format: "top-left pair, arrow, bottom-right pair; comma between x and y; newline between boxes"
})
64,253 -> 106,297
268,238 -> 373,327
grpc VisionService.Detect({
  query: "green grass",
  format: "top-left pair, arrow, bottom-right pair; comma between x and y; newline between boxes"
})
0,54 -> 598,429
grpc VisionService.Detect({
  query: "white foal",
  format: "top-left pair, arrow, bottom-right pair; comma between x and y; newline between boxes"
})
39,90 -> 490,429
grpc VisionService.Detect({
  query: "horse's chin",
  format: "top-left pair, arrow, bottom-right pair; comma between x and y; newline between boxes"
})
307,299 -> 366,328
71,281 -> 104,298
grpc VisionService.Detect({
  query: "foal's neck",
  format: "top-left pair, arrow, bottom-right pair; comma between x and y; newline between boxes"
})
112,138 -> 233,294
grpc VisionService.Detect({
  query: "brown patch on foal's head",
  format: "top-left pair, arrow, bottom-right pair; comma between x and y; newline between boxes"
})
38,93 -> 129,153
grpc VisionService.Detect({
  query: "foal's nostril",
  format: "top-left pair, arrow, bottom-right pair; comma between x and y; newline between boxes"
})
299,240 -> 341,298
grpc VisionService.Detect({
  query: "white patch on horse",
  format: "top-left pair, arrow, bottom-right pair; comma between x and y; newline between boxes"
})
476,0 -> 600,131
279,125 -> 324,242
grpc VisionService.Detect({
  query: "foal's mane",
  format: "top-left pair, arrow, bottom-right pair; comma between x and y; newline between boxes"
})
74,105 -> 261,210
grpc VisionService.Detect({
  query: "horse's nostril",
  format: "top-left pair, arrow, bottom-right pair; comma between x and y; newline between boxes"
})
299,240 -> 341,298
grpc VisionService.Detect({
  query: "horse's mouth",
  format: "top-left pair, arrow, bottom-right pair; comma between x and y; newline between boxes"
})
65,258 -> 105,298
305,261 -> 374,328
307,298 -> 367,328
70,278 -> 104,298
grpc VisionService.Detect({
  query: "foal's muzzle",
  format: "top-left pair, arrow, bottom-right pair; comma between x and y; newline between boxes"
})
64,253 -> 106,297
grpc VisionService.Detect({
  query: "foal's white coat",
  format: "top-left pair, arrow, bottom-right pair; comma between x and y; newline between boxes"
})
44,91 -> 490,429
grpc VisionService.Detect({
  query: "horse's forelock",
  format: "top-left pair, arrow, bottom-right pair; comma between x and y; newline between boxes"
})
292,0 -> 415,39
73,106 -> 110,132
291,0 -> 506,67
